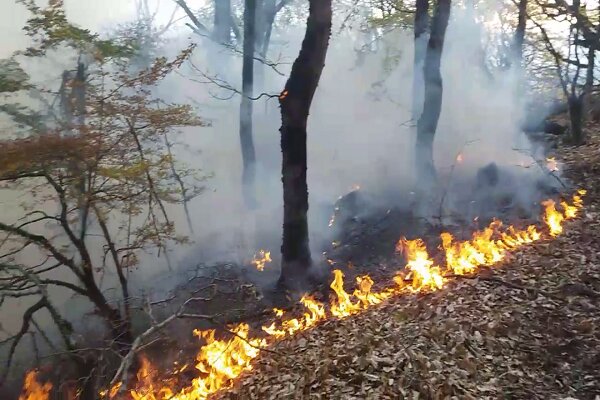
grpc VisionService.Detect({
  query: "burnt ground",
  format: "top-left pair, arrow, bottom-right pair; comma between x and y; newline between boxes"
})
79,117 -> 600,399
125,129 -> 588,396
209,126 -> 600,399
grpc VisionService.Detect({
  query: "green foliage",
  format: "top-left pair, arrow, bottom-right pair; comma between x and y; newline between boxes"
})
94,38 -> 139,60
0,1 -> 209,369
367,0 -> 415,30
0,59 -> 30,93
17,0 -> 136,60
17,0 -> 96,56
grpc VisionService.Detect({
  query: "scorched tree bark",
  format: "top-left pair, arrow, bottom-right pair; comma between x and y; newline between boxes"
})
279,0 -> 332,286
416,0 -> 451,183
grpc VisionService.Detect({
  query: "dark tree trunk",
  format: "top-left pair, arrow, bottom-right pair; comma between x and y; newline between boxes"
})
73,61 -> 88,242
585,46 -> 595,96
240,0 -> 258,207
412,0 -> 429,120
279,0 -> 332,286
512,0 -> 527,63
568,95 -> 584,144
213,0 -> 232,44
77,357 -> 98,400
416,0 -> 451,184
78,269 -> 133,354
583,45 -> 595,122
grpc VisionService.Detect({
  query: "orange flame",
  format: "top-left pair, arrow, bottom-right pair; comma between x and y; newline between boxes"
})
542,199 -> 564,236
330,269 -> 362,317
251,250 -> 271,271
262,295 -> 326,338
19,370 -> 52,400
396,238 -> 445,290
22,190 -> 586,400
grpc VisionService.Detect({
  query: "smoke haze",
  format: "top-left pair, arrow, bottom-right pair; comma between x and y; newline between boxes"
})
0,0 -> 563,386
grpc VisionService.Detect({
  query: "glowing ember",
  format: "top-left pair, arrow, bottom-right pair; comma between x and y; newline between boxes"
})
99,382 -> 121,399
328,206 -> 339,227
251,250 -> 271,271
546,157 -> 559,172
19,370 -> 52,400
21,190 -> 586,400
456,153 -> 464,163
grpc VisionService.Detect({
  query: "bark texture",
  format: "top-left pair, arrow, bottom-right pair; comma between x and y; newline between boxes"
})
279,0 -> 332,285
416,0 -> 451,184
569,95 -> 584,145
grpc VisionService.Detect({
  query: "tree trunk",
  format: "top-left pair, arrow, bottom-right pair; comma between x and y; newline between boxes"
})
569,94 -> 584,144
213,0 -> 232,44
512,0 -> 527,63
412,0 -> 429,120
73,61 -> 88,242
582,44 -> 595,123
261,0 -> 277,55
240,0 -> 258,207
279,0 -> 332,286
416,0 -> 451,184
254,0 -> 275,93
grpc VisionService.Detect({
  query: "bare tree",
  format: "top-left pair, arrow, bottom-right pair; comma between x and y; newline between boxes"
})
416,0 -> 451,183
214,0 -> 234,44
531,0 -> 599,144
512,0 -> 528,63
240,0 -> 258,207
412,0 -> 429,120
0,1 -> 205,391
278,0 -> 332,287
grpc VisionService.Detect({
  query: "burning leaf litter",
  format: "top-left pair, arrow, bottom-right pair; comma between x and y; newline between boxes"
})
250,250 -> 271,271
19,190 -> 587,400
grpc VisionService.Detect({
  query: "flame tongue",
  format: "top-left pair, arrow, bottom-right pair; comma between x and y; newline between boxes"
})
396,238 -> 445,290
330,270 -> 362,317
19,370 -> 52,400
542,199 -> 564,236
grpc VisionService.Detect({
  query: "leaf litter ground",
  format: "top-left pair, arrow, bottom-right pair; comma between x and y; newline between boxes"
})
215,132 -> 600,400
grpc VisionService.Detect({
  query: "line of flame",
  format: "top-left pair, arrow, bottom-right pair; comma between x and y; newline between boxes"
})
19,190 -> 585,400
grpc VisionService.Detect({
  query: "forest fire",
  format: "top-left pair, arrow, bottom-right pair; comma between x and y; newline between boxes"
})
250,250 -> 271,271
19,190 -> 585,400
18,371 -> 52,400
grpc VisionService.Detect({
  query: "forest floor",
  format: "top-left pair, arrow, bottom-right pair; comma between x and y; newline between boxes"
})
213,126 -> 600,400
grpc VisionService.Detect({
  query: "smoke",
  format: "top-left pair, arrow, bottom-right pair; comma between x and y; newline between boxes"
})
0,0 -> 567,388
143,2 -> 562,281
